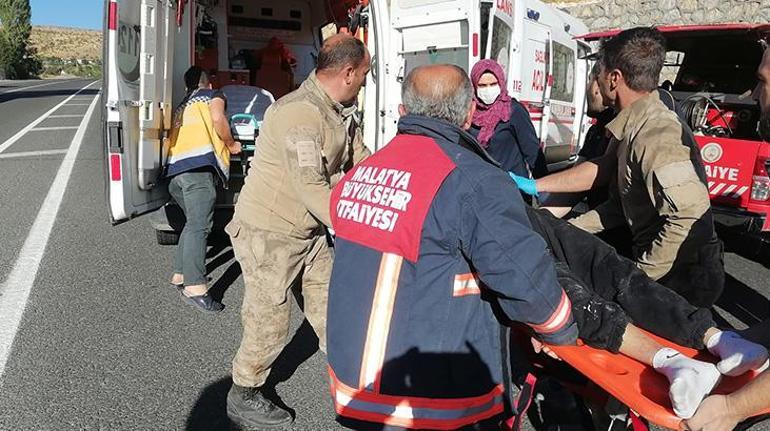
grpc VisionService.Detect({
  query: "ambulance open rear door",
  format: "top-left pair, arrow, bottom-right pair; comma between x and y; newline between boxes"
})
390,0 -> 481,82
360,0 -> 393,152
520,20 -> 551,147
103,0 -> 176,224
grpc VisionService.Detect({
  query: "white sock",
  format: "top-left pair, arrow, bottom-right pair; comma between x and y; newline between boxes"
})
707,330 -> 770,377
653,347 -> 721,419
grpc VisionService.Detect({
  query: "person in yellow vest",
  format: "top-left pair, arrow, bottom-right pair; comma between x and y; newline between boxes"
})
166,66 -> 241,313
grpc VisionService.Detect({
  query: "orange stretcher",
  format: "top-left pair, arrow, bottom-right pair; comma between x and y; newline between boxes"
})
543,329 -> 770,430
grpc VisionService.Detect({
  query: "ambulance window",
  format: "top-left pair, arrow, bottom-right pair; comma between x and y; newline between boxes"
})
404,47 -> 470,76
490,17 -> 512,76
479,2 -> 492,59
551,42 -> 574,102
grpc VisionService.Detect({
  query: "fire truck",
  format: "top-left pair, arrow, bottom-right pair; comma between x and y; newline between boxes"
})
580,24 -> 770,254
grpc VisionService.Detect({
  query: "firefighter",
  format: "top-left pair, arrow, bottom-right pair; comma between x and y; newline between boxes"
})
224,34 -> 370,429
512,27 -> 724,308
326,64 -> 578,430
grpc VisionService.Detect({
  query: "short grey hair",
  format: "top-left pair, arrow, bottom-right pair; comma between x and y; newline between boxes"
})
401,65 -> 473,127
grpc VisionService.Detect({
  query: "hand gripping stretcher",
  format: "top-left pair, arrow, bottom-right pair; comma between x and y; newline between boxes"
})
512,328 -> 770,430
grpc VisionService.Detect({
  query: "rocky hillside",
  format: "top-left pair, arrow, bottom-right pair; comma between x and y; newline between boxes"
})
549,0 -> 770,32
30,26 -> 101,61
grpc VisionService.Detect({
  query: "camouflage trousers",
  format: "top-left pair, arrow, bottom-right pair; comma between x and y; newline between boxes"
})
226,220 -> 332,388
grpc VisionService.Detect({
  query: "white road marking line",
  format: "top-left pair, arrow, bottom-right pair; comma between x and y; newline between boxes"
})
0,149 -> 68,159
0,80 -> 61,94
0,81 -> 98,155
0,93 -> 100,382
63,103 -> 91,106
47,115 -> 83,118
29,126 -> 80,131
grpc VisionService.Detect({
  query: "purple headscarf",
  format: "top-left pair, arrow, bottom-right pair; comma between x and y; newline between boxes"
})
470,59 -> 512,147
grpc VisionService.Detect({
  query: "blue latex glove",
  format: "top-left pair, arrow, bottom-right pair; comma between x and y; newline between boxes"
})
508,172 -> 538,197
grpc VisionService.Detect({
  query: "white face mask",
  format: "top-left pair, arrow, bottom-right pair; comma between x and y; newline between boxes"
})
477,85 -> 501,105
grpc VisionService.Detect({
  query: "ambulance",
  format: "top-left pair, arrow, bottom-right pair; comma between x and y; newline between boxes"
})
102,0 -> 590,242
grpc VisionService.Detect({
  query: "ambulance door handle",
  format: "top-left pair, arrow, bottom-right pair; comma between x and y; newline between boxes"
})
396,64 -> 405,83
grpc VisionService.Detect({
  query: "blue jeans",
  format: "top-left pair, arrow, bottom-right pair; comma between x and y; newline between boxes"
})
168,171 -> 216,286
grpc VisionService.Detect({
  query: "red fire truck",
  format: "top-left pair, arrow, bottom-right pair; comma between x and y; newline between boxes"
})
580,24 -> 770,254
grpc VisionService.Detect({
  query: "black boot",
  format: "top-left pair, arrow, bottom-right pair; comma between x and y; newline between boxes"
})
227,384 -> 293,429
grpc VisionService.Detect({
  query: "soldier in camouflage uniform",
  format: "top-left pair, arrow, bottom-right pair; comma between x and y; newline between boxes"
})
513,28 -> 724,308
224,34 -> 371,429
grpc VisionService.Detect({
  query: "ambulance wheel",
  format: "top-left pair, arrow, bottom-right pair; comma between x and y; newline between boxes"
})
156,230 -> 180,246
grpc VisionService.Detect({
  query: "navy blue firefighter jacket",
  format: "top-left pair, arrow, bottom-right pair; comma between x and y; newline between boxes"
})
327,115 -> 578,430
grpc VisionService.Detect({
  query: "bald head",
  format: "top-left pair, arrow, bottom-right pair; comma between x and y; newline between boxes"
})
314,33 -> 370,105
317,34 -> 368,73
401,64 -> 474,127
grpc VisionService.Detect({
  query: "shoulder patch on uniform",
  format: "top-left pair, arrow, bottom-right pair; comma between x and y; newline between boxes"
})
655,160 -> 699,188
296,140 -> 318,167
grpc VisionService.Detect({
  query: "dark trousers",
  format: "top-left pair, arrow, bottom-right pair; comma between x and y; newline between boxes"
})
658,235 -> 725,309
168,171 -> 216,286
526,207 -> 715,353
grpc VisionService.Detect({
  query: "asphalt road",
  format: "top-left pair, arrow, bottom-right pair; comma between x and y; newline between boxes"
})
0,79 -> 767,431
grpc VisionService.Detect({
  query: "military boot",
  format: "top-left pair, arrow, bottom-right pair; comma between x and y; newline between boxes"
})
227,384 -> 293,429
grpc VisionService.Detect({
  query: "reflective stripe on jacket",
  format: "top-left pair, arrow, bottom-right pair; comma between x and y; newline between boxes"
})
327,115 -> 578,430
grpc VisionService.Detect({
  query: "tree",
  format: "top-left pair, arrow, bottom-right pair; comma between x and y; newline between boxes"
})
0,0 -> 40,79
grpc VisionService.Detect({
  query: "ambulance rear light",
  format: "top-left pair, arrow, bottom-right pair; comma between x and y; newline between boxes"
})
472,33 -> 479,57
110,154 -> 122,182
751,153 -> 770,202
108,2 -> 118,31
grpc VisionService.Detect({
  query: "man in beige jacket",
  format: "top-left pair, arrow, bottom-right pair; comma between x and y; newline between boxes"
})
224,34 -> 370,429
512,28 -> 723,308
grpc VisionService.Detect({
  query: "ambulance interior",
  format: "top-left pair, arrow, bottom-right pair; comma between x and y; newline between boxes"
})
145,0 -> 367,240
180,0 -> 362,105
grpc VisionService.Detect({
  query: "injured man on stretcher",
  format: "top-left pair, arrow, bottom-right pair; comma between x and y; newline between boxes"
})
523,206 -> 769,419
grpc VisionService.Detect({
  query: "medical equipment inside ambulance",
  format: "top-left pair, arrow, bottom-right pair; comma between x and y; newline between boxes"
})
220,84 -> 275,175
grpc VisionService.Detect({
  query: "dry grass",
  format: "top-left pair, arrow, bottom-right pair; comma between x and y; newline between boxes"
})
30,26 -> 101,61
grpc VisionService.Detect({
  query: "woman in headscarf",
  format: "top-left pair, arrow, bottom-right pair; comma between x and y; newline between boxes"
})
469,59 -> 548,179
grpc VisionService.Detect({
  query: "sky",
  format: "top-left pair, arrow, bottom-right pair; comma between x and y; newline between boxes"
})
31,0 -> 103,30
